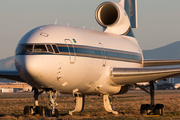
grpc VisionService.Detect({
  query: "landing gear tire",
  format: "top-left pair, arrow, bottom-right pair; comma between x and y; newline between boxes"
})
45,109 -> 52,117
154,104 -> 164,116
136,82 -> 165,116
35,106 -> 48,116
24,106 -> 33,115
140,104 -> 150,115
35,106 -> 42,115
43,106 -> 48,115
45,109 -> 59,118
54,109 -> 59,118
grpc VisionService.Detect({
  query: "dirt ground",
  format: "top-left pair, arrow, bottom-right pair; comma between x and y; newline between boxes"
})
0,90 -> 180,120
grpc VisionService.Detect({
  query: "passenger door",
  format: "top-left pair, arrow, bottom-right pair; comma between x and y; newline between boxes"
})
99,42 -> 106,67
65,39 -> 76,64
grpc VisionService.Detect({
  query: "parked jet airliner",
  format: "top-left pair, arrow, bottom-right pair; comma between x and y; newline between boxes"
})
1,0 -> 180,117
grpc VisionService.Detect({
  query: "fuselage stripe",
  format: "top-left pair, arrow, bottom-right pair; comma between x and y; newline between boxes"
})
16,43 -> 142,64
57,44 -> 142,63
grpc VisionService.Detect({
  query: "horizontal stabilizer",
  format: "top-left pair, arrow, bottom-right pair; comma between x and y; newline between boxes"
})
143,59 -> 180,67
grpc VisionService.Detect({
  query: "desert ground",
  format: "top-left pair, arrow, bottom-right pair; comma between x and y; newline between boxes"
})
0,90 -> 180,120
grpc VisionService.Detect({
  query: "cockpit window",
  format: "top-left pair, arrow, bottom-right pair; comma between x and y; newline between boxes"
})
52,45 -> 59,53
47,45 -> 53,52
23,45 -> 33,52
34,45 -> 47,52
15,44 -> 24,55
16,44 -> 59,55
15,44 -> 33,55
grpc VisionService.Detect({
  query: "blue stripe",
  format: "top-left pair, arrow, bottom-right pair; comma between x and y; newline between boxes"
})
58,44 -> 142,63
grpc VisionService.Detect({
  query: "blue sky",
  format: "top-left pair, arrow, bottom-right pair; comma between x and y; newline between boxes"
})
0,0 -> 180,59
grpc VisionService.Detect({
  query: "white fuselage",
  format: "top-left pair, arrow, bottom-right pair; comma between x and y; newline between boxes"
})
15,25 -> 143,95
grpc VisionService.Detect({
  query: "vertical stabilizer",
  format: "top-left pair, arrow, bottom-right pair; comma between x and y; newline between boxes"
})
119,0 -> 138,28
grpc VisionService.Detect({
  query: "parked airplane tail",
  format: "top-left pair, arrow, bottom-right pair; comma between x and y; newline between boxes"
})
95,0 -> 137,35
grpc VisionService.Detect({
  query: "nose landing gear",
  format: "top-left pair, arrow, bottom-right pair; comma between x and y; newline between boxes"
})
45,90 -> 59,118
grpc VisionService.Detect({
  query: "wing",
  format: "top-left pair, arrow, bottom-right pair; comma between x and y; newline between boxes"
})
110,67 -> 180,85
143,59 -> 180,67
0,70 -> 25,82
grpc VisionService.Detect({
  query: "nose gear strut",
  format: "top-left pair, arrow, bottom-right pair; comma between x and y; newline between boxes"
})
45,90 -> 59,117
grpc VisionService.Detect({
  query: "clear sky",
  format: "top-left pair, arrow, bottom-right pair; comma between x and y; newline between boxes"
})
0,0 -> 180,59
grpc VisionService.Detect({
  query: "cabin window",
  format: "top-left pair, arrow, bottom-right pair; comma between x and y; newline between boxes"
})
34,45 -> 47,52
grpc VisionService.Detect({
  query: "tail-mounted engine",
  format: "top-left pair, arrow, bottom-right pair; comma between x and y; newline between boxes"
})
95,2 -> 131,35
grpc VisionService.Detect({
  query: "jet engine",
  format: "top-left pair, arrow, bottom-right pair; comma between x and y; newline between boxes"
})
95,2 -> 131,35
117,85 -> 130,94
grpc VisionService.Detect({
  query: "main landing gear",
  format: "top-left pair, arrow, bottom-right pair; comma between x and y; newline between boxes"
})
69,94 -> 85,115
24,88 -> 59,118
135,81 -> 164,116
69,94 -> 118,115
24,89 -> 119,116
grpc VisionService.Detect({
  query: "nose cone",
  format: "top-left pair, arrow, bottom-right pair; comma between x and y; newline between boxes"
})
15,55 -> 44,87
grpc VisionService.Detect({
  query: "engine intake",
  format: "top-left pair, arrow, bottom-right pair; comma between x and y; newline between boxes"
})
95,2 -> 130,35
96,2 -> 119,26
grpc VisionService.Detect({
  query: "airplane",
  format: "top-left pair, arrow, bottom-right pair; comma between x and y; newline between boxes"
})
175,83 -> 180,89
1,0 -> 180,118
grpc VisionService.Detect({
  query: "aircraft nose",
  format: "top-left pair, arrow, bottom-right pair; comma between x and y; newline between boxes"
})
15,55 -> 43,81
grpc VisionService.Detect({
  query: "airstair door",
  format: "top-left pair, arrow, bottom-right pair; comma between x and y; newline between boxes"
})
65,39 -> 76,64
